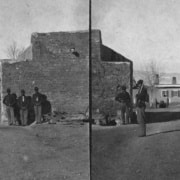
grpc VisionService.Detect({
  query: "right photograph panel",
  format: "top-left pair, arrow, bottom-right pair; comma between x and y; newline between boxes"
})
91,0 -> 180,180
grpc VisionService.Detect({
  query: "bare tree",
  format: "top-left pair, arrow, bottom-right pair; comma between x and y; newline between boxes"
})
141,60 -> 164,87
17,47 -> 26,60
6,41 -> 25,60
139,60 -> 165,107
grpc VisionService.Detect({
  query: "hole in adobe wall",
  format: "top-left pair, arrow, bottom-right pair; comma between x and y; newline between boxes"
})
70,48 -> 80,57
72,51 -> 80,57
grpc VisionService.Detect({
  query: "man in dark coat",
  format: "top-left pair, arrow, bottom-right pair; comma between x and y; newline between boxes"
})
18,90 -> 29,126
115,85 -> 131,124
3,88 -> 16,125
32,87 -> 42,124
136,80 -> 148,137
12,93 -> 21,125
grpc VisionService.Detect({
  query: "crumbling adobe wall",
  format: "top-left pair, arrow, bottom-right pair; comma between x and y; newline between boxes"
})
92,33 -> 132,116
2,31 -> 89,122
92,62 -> 131,115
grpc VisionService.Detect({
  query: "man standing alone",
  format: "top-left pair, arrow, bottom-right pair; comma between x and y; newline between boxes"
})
18,89 -> 29,126
3,88 -> 16,125
32,87 -> 42,124
136,80 -> 149,137
115,85 -> 131,125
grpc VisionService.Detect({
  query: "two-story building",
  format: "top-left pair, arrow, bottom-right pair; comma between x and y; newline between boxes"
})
152,76 -> 180,105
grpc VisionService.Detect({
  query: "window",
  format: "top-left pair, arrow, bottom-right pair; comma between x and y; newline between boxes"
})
162,90 -> 169,97
171,90 -> 178,97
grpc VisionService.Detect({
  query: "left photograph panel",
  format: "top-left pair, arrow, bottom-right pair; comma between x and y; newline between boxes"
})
0,0 -> 90,179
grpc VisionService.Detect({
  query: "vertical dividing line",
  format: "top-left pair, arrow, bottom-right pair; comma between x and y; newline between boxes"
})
89,0 -> 92,178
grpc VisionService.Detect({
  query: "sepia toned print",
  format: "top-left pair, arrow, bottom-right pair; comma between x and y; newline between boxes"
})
0,0 -> 90,180
91,0 -> 180,180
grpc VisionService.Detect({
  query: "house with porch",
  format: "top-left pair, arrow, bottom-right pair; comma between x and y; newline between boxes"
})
152,76 -> 180,105
133,75 -> 180,107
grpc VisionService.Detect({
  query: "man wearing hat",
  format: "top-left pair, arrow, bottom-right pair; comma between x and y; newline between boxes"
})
3,88 -> 16,125
18,89 -> 29,126
32,87 -> 43,124
136,80 -> 149,137
115,85 -> 131,125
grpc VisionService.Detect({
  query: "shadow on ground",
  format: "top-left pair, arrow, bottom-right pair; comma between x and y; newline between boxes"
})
146,111 -> 180,123
147,129 -> 180,137
131,111 -> 180,124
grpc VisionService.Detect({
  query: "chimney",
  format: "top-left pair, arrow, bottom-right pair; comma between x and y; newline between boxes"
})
154,74 -> 159,85
172,77 -> 177,84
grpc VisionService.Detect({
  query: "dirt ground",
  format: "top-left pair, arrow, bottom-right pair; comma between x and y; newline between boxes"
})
0,121 -> 89,180
92,120 -> 180,180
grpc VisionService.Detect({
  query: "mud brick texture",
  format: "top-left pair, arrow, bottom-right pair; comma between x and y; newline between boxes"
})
2,31 -> 90,115
1,30 -> 132,119
92,30 -> 133,116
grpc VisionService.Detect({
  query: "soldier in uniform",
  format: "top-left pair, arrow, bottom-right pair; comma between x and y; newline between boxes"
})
115,85 -> 131,125
3,88 -> 16,125
32,87 -> 42,124
12,93 -> 21,125
18,90 -> 29,126
136,80 -> 148,137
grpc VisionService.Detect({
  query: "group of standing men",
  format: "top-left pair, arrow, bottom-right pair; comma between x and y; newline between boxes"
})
3,87 -> 43,126
3,80 -> 148,136
115,79 -> 149,137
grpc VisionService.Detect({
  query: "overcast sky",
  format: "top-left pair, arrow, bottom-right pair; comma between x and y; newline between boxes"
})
92,0 -> 180,73
0,0 -> 88,59
1,0 -> 180,73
